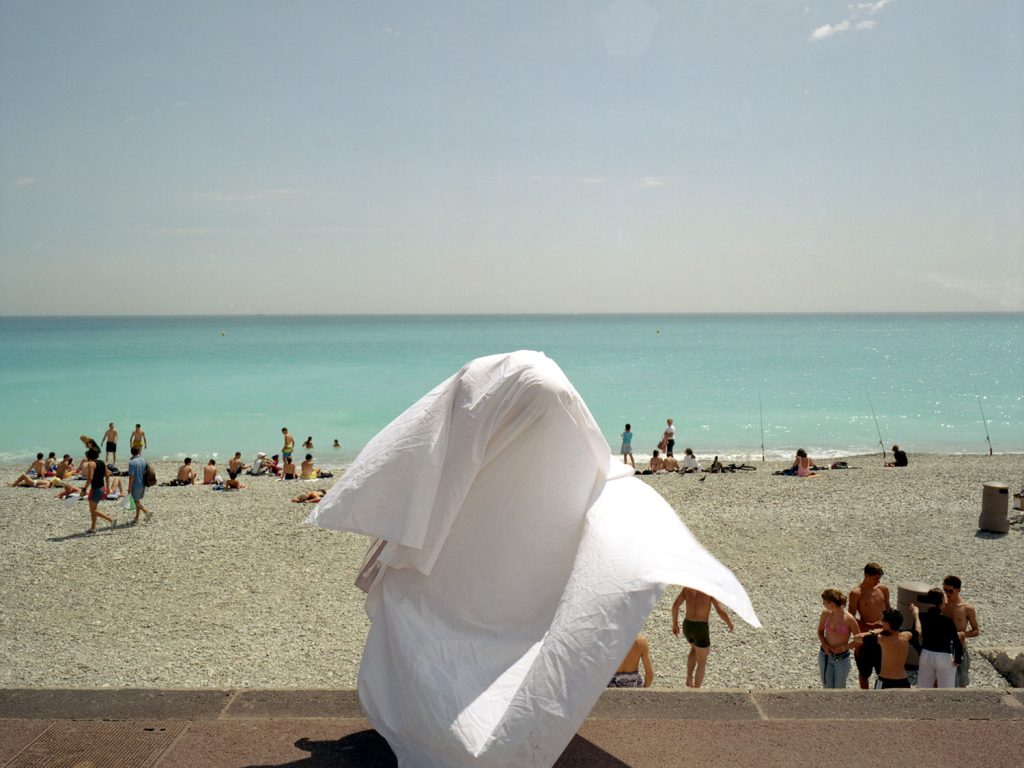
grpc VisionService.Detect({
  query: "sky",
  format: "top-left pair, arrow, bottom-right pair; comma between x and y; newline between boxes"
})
1,0 -> 1021,314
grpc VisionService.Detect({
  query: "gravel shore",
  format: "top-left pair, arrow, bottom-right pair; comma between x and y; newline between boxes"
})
1,454 -> 1021,690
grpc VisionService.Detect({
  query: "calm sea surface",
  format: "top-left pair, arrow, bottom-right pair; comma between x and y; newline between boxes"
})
0,314 -> 1020,466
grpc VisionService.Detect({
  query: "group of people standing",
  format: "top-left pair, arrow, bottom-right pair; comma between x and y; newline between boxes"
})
818,563 -> 978,690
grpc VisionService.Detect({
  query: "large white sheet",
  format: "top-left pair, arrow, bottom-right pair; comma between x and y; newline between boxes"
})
306,351 -> 759,767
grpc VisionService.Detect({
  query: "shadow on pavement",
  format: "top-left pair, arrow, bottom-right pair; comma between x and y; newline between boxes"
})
241,730 -> 630,767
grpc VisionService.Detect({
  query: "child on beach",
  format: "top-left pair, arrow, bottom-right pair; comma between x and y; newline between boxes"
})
620,424 -> 634,468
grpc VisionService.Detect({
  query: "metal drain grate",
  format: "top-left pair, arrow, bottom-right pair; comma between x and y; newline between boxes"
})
7,720 -> 188,768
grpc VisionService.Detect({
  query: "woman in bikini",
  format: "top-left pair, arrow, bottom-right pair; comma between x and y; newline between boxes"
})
817,588 -> 860,688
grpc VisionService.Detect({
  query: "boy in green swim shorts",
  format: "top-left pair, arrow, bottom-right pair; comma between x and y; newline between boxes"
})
671,586 -> 734,688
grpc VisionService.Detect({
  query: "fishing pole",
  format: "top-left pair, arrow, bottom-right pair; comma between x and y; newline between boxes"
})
758,392 -> 766,463
973,383 -> 994,456
868,395 -> 886,461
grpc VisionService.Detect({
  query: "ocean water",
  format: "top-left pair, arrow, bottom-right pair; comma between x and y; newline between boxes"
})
0,314 -> 1020,467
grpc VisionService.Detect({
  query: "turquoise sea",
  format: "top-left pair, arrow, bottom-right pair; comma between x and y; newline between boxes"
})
0,314 -> 1020,467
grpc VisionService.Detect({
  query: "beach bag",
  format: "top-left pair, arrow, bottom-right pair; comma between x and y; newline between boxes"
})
143,462 -> 157,487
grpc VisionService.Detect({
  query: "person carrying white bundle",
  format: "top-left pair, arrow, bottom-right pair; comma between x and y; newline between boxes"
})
306,350 -> 760,768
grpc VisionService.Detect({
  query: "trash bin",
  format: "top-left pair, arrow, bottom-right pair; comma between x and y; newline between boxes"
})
979,482 -> 1010,534
897,581 -> 932,670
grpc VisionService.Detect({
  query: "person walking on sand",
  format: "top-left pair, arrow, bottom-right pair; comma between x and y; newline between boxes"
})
608,635 -> 654,688
849,562 -> 892,689
620,423 -> 635,469
82,447 -> 113,533
126,446 -> 151,524
102,423 -> 118,466
942,575 -> 979,687
817,588 -> 860,688
281,427 -> 295,465
130,424 -> 147,455
671,587 -> 734,688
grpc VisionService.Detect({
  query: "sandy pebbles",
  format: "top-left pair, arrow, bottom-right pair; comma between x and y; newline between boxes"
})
1,454 -> 1021,690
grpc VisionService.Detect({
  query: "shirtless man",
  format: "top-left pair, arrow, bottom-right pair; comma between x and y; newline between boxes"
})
608,634 -> 654,688
662,453 -> 680,472
671,587 -> 734,688
103,423 -> 118,466
56,455 -> 75,479
849,562 -> 892,689
228,452 -> 248,479
292,489 -> 328,503
176,458 -> 196,485
647,450 -> 665,474
202,460 -> 218,485
942,575 -> 980,687
281,427 -> 295,466
869,606 -> 921,689
130,424 -> 147,455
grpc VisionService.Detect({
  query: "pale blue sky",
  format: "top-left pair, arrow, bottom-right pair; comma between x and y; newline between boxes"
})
1,0 -> 1021,314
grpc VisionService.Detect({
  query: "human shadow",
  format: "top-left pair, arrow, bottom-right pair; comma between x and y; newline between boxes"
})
242,730 -> 631,767
47,527 -> 119,543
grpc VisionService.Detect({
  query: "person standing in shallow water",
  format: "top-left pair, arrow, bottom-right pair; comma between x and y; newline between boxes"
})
817,588 -> 859,689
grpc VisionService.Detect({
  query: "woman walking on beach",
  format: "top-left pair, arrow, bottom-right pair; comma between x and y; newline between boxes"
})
918,588 -> 962,688
82,447 -> 113,534
817,588 -> 859,688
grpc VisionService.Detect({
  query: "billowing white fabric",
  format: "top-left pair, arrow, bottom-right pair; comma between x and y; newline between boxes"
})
306,351 -> 759,768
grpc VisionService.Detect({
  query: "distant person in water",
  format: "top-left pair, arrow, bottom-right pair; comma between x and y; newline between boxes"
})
332,439 -> 341,449
302,436 -> 314,450
608,635 -> 654,688
885,445 -> 909,467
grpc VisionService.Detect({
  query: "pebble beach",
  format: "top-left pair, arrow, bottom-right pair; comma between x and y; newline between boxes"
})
1,453 -> 1021,691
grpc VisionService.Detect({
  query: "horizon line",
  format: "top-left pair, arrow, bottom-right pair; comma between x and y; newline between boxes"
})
2,311 -> 1022,320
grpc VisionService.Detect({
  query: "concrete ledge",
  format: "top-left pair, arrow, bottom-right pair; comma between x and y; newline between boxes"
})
225,689 -> 364,719
753,689 -> 1024,720
1,688 -> 1022,723
0,689 -> 234,720
589,689 -> 760,720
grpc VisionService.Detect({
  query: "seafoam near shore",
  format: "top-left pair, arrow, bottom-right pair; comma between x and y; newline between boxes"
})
1,454 -> 1021,690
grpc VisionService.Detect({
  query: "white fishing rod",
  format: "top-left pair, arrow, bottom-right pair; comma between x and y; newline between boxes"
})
973,383 -> 994,456
758,391 -> 766,463
868,395 -> 886,462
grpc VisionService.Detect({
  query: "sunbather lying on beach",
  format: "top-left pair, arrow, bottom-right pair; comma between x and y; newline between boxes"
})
292,489 -> 327,503
9,474 -> 63,488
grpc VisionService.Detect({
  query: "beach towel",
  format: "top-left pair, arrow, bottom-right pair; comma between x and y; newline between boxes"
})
306,351 -> 759,768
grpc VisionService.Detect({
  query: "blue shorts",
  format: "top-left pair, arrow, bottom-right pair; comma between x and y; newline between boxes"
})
89,487 -> 106,503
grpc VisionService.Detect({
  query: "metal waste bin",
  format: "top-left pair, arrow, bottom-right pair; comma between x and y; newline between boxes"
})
897,581 -> 932,670
979,482 -> 1010,534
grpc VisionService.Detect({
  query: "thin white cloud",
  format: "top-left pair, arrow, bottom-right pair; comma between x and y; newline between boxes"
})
641,176 -> 672,187
811,0 -> 893,41
577,177 -> 606,184
925,272 -> 1023,309
195,188 -> 308,202
14,177 -> 37,188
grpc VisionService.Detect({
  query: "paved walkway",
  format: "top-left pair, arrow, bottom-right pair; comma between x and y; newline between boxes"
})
2,688 -> 1023,767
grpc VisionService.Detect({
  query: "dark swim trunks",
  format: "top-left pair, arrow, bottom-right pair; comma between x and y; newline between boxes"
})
607,671 -> 644,688
682,619 -> 711,648
879,677 -> 911,689
106,441 -> 116,452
